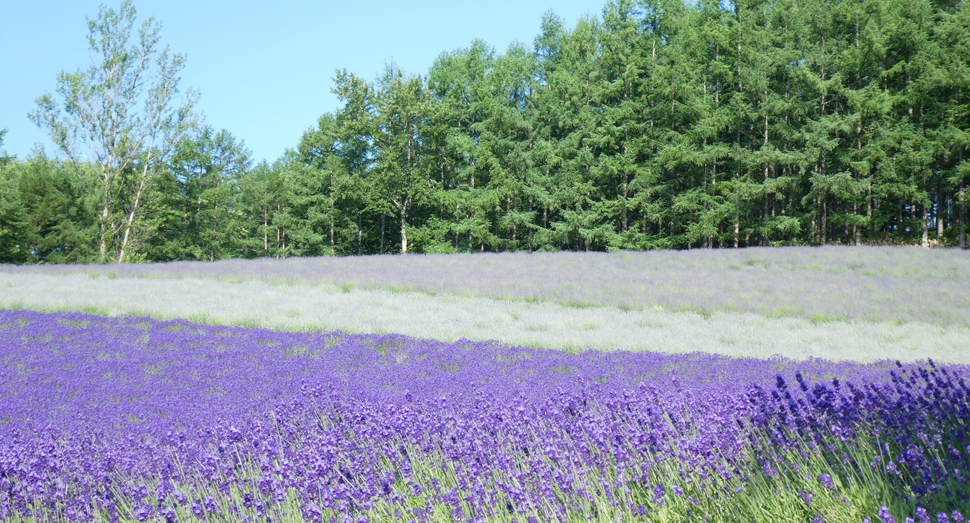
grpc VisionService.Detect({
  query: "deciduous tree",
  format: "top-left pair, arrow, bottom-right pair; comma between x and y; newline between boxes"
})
29,0 -> 199,262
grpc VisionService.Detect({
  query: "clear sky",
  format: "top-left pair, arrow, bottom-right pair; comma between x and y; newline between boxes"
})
1,0 -> 601,165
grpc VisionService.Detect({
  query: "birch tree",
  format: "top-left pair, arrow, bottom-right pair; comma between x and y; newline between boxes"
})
29,0 -> 199,262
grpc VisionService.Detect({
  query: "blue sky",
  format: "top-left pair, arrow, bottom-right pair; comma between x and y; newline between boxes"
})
1,0 -> 600,165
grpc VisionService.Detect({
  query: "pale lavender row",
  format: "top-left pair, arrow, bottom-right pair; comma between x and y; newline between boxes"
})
4,246 -> 969,325
0,309 -> 967,522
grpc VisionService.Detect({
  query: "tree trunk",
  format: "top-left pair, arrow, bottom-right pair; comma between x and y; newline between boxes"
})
117,174 -> 149,263
960,178 -> 966,249
854,202 -> 861,246
99,197 -> 110,262
622,138 -> 629,232
710,159 -> 717,248
937,188 -> 945,238
867,187 -> 873,235
733,209 -> 739,249
117,140 -> 157,263
921,204 -> 929,248
97,160 -> 114,263
508,196 -> 515,247
821,199 -> 827,245
400,201 -> 409,254
330,168 -> 336,255
211,200 -> 218,262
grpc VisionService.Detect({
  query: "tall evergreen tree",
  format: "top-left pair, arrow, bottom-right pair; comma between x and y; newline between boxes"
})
591,0 -> 650,250
0,130 -> 30,264
235,161 -> 286,258
149,127 -> 251,261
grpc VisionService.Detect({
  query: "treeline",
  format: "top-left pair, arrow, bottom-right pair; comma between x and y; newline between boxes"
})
2,0 -> 969,263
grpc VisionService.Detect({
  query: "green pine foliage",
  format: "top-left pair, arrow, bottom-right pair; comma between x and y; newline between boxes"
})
6,0 -> 970,263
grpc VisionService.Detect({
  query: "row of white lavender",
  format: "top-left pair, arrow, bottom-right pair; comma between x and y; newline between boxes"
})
5,246 -> 969,328
0,309 -> 967,522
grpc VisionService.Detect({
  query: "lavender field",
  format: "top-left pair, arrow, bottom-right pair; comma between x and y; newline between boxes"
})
1,309 -> 968,522
4,246 -> 969,326
2,247 -> 970,521
2,247 -> 970,364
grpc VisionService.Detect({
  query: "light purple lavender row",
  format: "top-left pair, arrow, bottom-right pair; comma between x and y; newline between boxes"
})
4,246 -> 968,326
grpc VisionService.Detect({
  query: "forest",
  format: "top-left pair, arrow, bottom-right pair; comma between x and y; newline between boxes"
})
1,0 -> 968,263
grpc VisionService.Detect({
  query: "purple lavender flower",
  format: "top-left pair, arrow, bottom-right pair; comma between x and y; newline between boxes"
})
159,507 -> 177,523
1,309 -> 969,522
879,506 -> 897,523
301,503 -> 322,522
818,473 -> 836,491
133,505 -> 153,522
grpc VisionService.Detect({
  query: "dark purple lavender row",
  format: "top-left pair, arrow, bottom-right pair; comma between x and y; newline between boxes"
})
0,309 -> 967,521
0,309 -> 896,437
747,363 -> 970,508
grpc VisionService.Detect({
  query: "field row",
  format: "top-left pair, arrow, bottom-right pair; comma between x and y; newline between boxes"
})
1,310 -> 967,522
5,247 -> 970,326
3,271 -> 969,364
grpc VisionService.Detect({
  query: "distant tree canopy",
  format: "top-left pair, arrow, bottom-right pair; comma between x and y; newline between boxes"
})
3,0 -> 969,263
